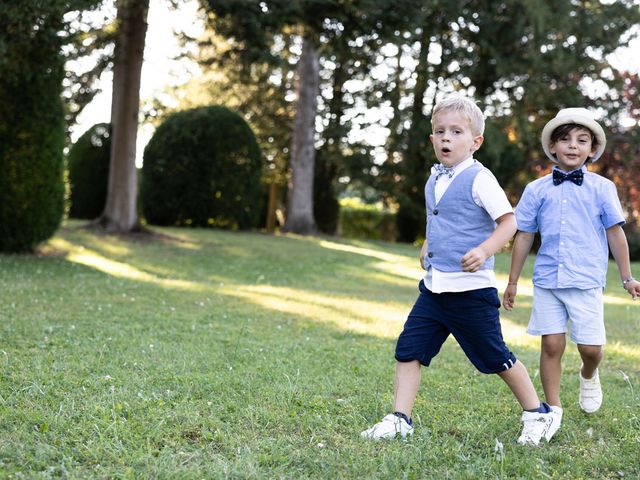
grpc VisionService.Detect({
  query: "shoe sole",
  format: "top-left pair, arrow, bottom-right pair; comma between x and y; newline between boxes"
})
579,404 -> 602,413
360,429 -> 414,440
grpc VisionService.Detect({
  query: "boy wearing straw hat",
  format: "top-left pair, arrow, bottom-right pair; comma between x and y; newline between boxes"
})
503,107 -> 640,442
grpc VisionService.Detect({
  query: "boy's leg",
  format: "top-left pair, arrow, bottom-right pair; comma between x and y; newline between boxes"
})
498,360 -> 557,445
578,344 -> 603,378
497,360 -> 540,410
556,286 -> 605,413
577,343 -> 604,413
361,281 -> 447,440
540,333 -> 566,407
360,361 -> 420,440
441,288 -> 555,445
394,360 -> 421,417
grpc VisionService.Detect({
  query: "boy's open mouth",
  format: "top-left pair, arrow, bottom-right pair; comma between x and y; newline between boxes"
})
442,147 -> 451,153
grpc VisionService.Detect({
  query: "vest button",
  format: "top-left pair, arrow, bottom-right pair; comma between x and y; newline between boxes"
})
433,209 -> 439,215
427,252 -> 433,258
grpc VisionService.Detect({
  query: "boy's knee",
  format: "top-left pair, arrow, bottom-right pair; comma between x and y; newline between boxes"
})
542,337 -> 566,358
577,344 -> 603,360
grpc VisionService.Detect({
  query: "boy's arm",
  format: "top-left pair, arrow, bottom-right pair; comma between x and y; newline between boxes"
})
606,224 -> 639,300
502,231 -> 536,311
461,212 -> 517,273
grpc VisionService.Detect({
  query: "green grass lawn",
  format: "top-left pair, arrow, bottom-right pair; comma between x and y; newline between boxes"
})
1,222 -> 638,479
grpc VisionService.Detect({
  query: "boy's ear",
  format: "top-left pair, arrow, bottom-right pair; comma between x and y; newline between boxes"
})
471,134 -> 484,151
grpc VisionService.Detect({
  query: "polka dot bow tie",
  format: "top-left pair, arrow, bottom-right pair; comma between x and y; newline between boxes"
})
433,163 -> 454,179
552,169 -> 584,186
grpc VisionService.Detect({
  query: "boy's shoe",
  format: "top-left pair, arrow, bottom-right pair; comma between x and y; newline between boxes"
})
360,414 -> 414,440
517,411 -> 553,446
579,367 -> 602,413
543,406 -> 563,442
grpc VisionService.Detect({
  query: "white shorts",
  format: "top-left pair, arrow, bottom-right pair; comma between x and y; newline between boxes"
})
528,286 -> 605,345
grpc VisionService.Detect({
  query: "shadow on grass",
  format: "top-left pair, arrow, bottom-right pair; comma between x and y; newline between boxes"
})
25,223 -> 640,364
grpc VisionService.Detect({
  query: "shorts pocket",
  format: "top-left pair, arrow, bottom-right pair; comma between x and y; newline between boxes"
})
479,288 -> 500,309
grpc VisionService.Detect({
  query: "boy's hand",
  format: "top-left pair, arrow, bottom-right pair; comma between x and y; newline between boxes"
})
624,279 -> 640,301
461,247 -> 489,272
503,284 -> 517,311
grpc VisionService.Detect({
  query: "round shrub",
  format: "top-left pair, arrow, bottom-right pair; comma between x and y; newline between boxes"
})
67,123 -> 111,219
140,106 -> 263,229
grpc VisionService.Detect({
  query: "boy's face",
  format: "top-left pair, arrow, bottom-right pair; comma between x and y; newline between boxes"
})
429,110 -> 484,168
549,126 -> 597,172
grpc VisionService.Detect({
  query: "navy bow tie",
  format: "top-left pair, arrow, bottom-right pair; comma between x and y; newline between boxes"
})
433,163 -> 454,179
553,168 -> 583,186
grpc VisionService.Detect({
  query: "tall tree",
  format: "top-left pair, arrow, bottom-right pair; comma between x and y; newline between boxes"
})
95,0 -> 149,232
283,32 -> 320,233
204,0 -> 413,234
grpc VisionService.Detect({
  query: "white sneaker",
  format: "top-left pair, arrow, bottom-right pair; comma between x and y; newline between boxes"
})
544,406 -> 563,442
361,413 -> 414,440
517,411 -> 553,446
579,368 -> 602,413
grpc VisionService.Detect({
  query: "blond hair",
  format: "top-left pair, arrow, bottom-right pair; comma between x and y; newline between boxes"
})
431,96 -> 485,136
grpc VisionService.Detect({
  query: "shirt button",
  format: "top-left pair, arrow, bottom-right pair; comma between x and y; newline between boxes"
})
428,252 -> 434,258
433,209 -> 439,215
561,221 -> 566,224
559,264 -> 563,267
562,200 -> 567,203
560,242 -> 564,246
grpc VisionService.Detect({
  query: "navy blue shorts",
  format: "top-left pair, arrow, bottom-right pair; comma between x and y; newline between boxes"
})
394,281 -> 516,374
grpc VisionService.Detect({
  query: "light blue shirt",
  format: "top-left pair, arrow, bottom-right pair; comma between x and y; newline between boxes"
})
515,166 -> 625,289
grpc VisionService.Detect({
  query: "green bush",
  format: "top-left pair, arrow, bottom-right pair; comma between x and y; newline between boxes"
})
339,199 -> 397,241
0,19 -> 66,252
67,123 -> 111,219
140,106 -> 263,229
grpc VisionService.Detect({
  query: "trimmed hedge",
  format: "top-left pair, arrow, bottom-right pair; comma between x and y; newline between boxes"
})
140,106 -> 263,229
68,123 -> 111,219
339,199 -> 397,241
0,26 -> 66,252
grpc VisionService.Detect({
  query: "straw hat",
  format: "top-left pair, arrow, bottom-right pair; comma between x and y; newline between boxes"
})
540,108 -> 606,163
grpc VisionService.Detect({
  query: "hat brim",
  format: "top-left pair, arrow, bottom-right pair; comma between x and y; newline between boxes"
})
540,114 -> 606,163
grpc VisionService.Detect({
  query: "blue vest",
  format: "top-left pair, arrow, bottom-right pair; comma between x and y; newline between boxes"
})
424,163 -> 496,272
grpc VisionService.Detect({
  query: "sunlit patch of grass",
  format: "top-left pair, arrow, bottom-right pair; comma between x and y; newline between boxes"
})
51,237 -> 207,292
499,317 -> 540,349
224,284 -> 406,338
346,268 -> 415,288
606,341 -> 640,360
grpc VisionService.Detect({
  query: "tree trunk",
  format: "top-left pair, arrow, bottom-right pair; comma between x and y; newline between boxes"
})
96,0 -> 149,232
397,25 -> 433,243
266,181 -> 280,233
282,33 -> 319,235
